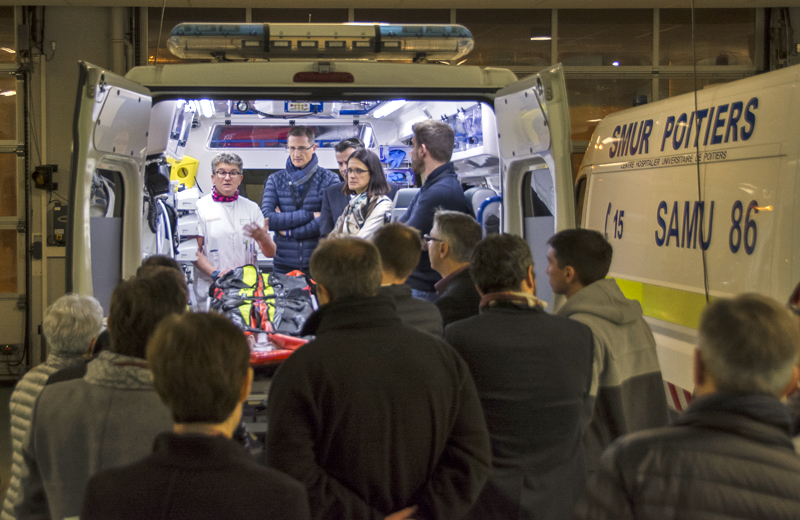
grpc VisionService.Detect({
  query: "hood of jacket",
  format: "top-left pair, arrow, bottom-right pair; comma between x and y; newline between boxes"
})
556,278 -> 642,325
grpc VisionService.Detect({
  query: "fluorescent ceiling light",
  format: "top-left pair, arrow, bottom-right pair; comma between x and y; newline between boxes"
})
372,100 -> 406,119
362,126 -> 374,148
0,47 -> 15,54
0,91 -> 16,96
199,99 -> 215,118
530,36 -> 551,41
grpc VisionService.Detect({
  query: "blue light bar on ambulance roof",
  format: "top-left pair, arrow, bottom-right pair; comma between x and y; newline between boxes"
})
167,23 -> 474,61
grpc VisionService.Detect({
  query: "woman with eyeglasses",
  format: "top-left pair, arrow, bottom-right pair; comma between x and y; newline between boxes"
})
332,148 -> 394,239
193,152 -> 276,308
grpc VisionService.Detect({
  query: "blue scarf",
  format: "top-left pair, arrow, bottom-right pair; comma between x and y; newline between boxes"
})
285,154 -> 319,186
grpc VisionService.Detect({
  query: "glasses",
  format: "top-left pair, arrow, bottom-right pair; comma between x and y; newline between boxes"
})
347,168 -> 369,175
214,170 -> 241,178
423,234 -> 444,243
286,146 -> 314,153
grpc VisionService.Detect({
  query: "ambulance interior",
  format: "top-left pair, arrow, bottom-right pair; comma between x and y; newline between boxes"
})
89,96 -> 536,307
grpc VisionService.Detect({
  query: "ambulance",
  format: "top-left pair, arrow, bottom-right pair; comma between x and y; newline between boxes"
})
66,22 -> 574,314
576,65 -> 800,411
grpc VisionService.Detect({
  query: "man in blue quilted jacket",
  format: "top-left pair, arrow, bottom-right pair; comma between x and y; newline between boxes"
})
261,126 -> 340,274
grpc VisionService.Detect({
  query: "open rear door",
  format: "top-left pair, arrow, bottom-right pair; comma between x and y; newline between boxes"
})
67,62 -> 152,312
495,64 -> 573,309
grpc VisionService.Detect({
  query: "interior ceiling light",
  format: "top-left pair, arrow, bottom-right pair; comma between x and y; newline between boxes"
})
0,91 -> 16,96
530,36 -> 551,41
0,47 -> 15,54
372,100 -> 406,119
199,99 -> 215,118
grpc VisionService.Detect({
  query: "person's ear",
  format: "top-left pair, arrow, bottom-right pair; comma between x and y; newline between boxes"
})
521,265 -> 536,295
239,367 -> 254,404
564,265 -> 576,284
419,143 -> 428,159
317,283 -> 331,305
780,366 -> 800,398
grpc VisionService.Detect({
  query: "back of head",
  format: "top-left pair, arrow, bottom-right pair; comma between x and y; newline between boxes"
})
334,137 -> 364,153
547,229 -> 612,286
471,234 -> 533,294
148,312 -> 250,424
373,223 -> 422,280
139,255 -> 181,273
310,237 -> 382,301
413,119 -> 455,163
42,293 -> 104,356
108,271 -> 187,359
434,210 -> 482,263
699,293 -> 800,396
287,125 -> 315,143
136,264 -> 188,304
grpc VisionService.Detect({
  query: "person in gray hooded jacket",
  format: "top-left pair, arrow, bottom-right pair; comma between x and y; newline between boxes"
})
545,229 -> 669,472
2,294 -> 103,520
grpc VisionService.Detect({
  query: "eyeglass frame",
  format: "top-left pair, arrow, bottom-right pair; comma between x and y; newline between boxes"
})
423,234 -> 445,243
214,170 -> 242,178
285,145 -> 315,153
346,167 -> 370,176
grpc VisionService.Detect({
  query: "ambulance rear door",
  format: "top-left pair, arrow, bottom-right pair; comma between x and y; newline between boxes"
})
67,61 -> 152,312
495,64 -> 573,308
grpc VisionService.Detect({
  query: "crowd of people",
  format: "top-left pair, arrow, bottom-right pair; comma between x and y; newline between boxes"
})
5,118 -> 800,520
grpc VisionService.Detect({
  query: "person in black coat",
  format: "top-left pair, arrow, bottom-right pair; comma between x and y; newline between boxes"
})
574,294 -> 800,520
266,238 -> 491,520
446,234 -> 594,520
81,313 -> 310,520
373,223 -> 443,336
428,210 -> 482,326
398,120 -> 472,301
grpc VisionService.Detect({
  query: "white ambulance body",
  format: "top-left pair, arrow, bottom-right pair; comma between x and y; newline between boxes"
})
66,23 -> 574,315
577,64 -> 800,411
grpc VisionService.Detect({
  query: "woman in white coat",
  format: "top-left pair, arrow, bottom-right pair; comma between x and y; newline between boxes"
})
332,148 -> 393,239
193,152 -> 275,305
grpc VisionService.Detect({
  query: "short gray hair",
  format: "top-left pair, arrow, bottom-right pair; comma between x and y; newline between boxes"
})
211,152 -> 243,172
310,238 -> 382,301
698,293 -> 800,396
434,210 -> 482,263
42,294 -> 104,355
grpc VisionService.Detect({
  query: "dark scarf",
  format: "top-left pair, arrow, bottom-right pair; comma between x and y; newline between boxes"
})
286,154 -> 320,185
479,291 -> 547,311
212,185 -> 239,203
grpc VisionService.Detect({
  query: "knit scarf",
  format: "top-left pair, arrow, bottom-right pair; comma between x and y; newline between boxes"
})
286,154 -> 320,186
84,350 -> 153,390
347,192 -> 370,228
479,291 -> 547,311
212,185 -> 238,202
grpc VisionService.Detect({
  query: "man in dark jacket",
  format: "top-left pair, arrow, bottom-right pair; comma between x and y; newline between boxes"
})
574,293 -> 800,519
546,229 -> 668,472
429,210 -> 482,327
399,120 -> 472,301
319,137 -> 363,237
446,234 -> 594,520
266,237 -> 491,520
261,126 -> 340,274
81,312 -> 310,520
373,223 -> 443,336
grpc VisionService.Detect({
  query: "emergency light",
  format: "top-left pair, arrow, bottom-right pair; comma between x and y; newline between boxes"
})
167,23 -> 474,62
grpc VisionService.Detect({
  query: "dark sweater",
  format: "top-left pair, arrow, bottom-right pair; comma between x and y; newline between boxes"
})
435,267 -> 481,327
379,284 -> 443,336
266,295 -> 491,520
82,432 -> 310,520
446,303 -> 594,520
398,163 -> 472,292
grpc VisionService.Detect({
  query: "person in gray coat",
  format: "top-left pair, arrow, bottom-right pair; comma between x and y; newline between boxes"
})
574,294 -> 800,519
373,223 -> 443,336
14,269 -> 186,520
546,229 -> 669,472
1,294 -> 103,520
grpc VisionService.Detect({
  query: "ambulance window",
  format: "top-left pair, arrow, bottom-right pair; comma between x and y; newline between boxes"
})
522,167 -> 554,218
558,9 -> 653,67
659,9 -> 756,67
208,124 -> 370,149
456,10 -> 550,68
251,8 -> 348,23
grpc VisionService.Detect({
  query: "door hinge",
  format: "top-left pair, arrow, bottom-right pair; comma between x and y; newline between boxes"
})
16,220 -> 26,234
15,295 -> 26,311
15,145 -> 26,157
